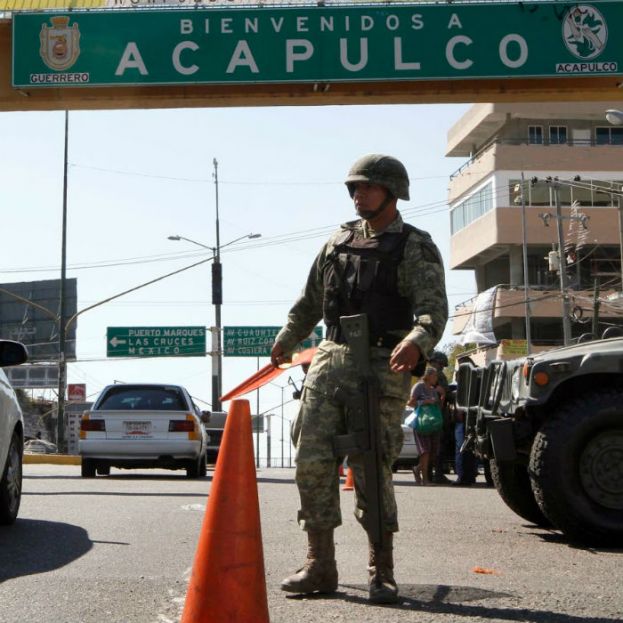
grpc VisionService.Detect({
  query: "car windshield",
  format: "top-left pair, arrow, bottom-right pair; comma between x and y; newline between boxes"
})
98,387 -> 187,411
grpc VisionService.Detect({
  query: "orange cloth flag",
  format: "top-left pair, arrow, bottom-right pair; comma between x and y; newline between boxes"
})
220,347 -> 317,402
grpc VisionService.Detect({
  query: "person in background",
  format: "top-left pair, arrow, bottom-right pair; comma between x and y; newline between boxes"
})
407,366 -> 442,486
453,356 -> 478,486
271,154 -> 448,604
428,350 -> 452,484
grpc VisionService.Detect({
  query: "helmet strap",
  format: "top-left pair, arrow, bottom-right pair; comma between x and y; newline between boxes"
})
360,190 -> 394,221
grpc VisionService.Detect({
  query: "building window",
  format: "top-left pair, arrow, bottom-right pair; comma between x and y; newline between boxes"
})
528,125 -> 543,144
596,127 -> 623,145
450,181 -> 493,234
549,126 -> 567,144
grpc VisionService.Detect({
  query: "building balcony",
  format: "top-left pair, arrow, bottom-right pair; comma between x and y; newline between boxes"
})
450,205 -> 622,270
448,139 -> 623,204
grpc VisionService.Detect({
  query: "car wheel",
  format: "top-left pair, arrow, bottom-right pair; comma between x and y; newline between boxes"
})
0,431 -> 23,525
198,453 -> 207,478
186,456 -> 200,479
489,458 -> 551,527
81,458 -> 96,478
97,464 -> 110,476
530,390 -> 623,547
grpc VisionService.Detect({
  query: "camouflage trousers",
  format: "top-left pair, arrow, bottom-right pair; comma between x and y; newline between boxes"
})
291,385 -> 405,533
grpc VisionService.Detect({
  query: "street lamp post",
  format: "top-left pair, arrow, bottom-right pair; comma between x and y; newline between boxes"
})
212,159 -> 222,410
168,230 -> 260,410
57,110 -> 70,452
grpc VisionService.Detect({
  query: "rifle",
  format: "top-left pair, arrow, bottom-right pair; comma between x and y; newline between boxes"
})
332,313 -> 385,548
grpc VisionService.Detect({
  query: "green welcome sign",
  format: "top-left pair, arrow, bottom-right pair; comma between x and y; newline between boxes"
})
12,2 -> 623,88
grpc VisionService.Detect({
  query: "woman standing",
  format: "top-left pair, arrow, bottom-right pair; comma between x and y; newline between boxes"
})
407,366 -> 443,485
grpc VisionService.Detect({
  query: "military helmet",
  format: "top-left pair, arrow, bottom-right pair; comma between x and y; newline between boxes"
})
429,350 -> 449,368
345,154 -> 410,201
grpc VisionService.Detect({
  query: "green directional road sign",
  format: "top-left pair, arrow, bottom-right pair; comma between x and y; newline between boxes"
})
107,326 -> 206,358
223,326 -> 323,357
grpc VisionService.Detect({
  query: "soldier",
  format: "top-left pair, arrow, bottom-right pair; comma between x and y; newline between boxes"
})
271,154 -> 448,604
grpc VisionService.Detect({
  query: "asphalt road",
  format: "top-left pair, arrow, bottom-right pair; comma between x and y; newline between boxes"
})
1,464 -> 621,623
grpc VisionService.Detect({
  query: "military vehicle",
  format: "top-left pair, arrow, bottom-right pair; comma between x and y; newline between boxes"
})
456,336 -> 623,547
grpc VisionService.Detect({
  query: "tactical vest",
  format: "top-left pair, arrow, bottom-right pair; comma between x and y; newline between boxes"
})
323,223 -> 415,348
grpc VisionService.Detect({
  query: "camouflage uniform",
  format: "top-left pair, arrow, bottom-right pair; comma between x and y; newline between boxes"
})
276,212 -> 448,533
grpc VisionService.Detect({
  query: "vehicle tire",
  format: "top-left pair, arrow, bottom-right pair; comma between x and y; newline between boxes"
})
529,390 -> 623,547
81,458 -> 96,478
198,453 -> 207,478
186,456 -> 203,479
489,458 -> 551,527
0,431 -> 23,525
96,464 -> 110,476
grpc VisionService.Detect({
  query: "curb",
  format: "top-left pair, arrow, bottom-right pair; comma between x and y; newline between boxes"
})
24,454 -> 81,465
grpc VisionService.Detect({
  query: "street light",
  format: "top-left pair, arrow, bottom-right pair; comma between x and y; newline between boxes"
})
605,109 -> 623,125
168,232 -> 261,410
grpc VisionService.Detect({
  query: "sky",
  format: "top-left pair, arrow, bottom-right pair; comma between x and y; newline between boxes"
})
0,103 -> 475,453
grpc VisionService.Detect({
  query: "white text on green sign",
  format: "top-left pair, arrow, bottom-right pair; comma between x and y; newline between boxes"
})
107,326 -> 206,358
223,326 -> 322,357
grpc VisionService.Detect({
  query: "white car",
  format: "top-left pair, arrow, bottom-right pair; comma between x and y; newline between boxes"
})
24,439 -> 58,454
79,383 -> 209,478
0,340 -> 28,525
392,411 -> 419,472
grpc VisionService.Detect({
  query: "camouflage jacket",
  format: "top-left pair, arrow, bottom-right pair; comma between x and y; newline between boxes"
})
276,212 -> 448,364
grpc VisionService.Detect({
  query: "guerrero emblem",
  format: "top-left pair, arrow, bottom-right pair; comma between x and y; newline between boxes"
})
40,16 -> 81,71
562,5 -> 608,60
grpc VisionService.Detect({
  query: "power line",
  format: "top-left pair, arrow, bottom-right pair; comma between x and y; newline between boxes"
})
70,162 -> 451,185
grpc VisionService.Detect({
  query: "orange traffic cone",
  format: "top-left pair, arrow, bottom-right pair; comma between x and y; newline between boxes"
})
342,467 -> 354,491
181,399 -> 269,623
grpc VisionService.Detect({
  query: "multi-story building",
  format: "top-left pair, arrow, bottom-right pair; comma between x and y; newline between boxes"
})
447,102 -> 623,356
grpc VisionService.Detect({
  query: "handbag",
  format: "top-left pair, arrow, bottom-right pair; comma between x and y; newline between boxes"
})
410,403 -> 443,435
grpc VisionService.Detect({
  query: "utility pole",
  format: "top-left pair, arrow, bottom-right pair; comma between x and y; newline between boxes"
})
57,110 -> 69,452
212,158 -> 223,411
519,173 -> 532,354
552,179 -> 573,345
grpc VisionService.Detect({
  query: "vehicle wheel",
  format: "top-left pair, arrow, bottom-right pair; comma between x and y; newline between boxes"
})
81,458 -> 96,478
186,456 -> 202,479
0,431 -> 23,525
530,390 -> 623,547
489,458 -> 551,527
198,453 -> 207,478
96,464 -> 110,476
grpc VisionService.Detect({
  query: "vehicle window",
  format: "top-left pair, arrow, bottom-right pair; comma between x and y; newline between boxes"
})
98,387 -> 187,411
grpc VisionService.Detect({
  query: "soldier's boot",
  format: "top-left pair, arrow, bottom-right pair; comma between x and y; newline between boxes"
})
368,533 -> 399,605
280,529 -> 338,594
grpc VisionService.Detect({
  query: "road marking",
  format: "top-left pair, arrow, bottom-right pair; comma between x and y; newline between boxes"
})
180,503 -> 205,511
